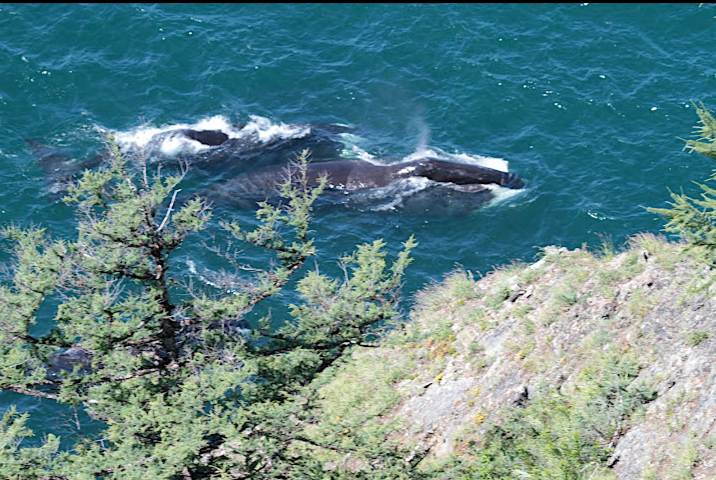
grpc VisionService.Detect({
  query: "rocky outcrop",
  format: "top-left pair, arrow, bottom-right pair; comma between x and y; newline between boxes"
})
328,236 -> 716,478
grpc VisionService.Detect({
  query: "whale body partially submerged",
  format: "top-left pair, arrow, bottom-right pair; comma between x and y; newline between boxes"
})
134,126 -> 524,187
207,157 -> 522,195
28,121 -> 353,196
29,120 -> 525,212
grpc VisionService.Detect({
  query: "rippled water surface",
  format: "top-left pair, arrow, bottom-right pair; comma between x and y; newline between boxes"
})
1,3 -> 714,442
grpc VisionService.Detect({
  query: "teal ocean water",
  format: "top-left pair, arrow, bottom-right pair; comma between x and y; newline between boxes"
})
1,3 -> 714,444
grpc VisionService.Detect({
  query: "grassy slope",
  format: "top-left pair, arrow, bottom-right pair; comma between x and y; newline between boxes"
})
313,234 -> 716,479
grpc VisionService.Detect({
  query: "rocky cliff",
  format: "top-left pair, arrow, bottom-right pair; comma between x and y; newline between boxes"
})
318,234 -> 716,479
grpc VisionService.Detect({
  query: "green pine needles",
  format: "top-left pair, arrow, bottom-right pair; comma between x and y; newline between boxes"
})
649,101 -> 716,291
681,101 -> 716,160
0,141 -> 417,479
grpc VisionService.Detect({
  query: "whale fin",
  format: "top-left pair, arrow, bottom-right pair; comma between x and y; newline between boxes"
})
180,129 -> 229,146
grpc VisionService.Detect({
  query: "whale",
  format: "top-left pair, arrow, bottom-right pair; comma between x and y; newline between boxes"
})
28,124 -> 525,212
114,127 -> 524,191
131,129 -> 521,191
203,157 -> 524,208
28,123 -> 354,197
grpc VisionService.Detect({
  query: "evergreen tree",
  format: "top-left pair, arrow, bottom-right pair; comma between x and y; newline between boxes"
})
649,101 -> 716,289
0,141 -> 419,479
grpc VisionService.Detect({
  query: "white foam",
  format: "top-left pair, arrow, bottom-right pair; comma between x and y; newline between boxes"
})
396,165 -> 418,175
452,153 -> 509,173
360,177 -> 433,211
160,135 -> 206,156
337,133 -> 370,160
340,142 -> 376,162
240,115 -> 310,142
111,115 -> 311,159
113,115 -> 234,153
186,259 -> 243,295
482,184 -> 526,208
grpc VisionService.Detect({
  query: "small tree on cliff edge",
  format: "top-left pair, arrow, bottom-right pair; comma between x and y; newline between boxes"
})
649,101 -> 716,290
0,141 -> 420,479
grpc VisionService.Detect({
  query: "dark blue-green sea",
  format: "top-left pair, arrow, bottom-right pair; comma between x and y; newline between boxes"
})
1,3 -> 715,446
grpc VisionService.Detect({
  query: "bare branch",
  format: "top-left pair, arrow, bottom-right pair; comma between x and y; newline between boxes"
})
156,189 -> 181,233
1,383 -> 60,400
